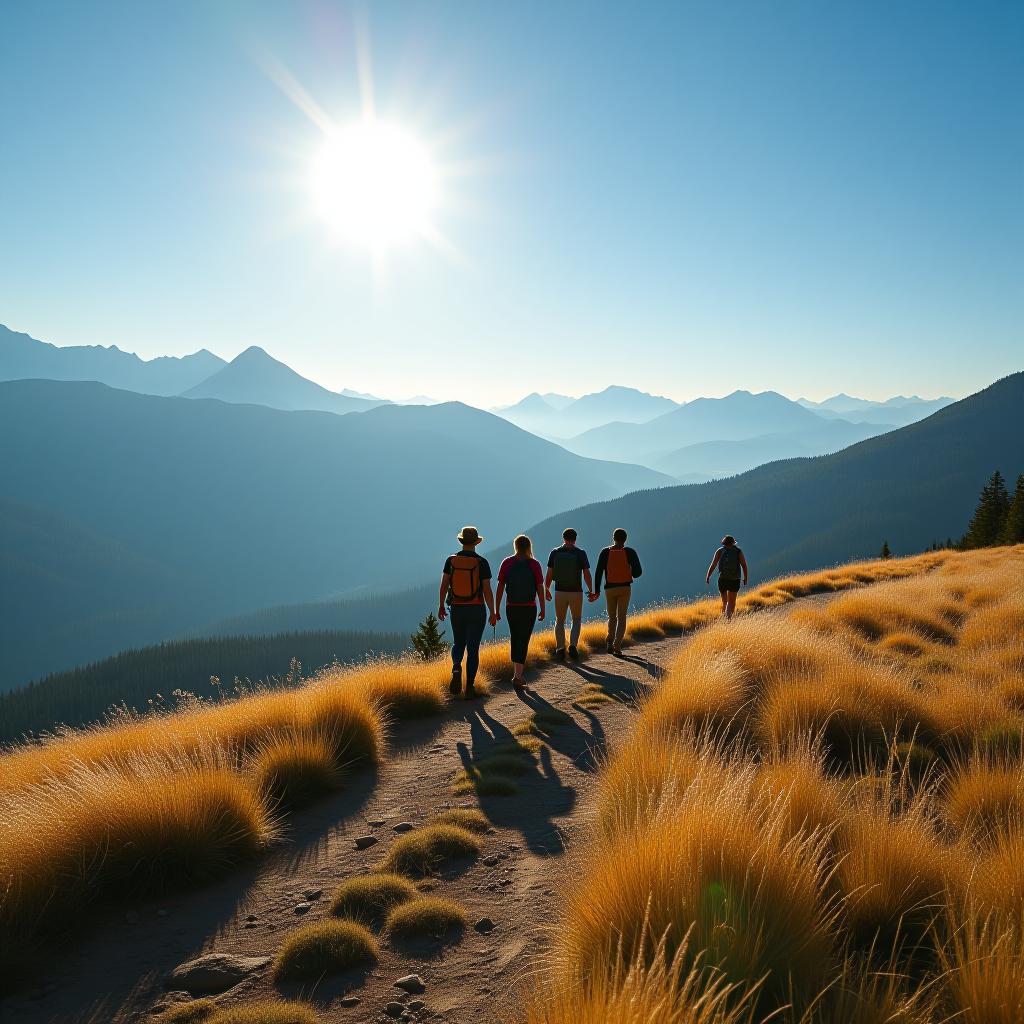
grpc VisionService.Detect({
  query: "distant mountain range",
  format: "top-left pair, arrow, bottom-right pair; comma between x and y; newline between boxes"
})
0,380 -> 671,688
215,372 -> 1022,640
797,393 -> 954,426
0,323 -> 224,395
496,385 -> 679,437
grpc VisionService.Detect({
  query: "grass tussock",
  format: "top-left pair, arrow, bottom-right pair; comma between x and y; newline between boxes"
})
272,919 -> 378,982
165,1002 -> 320,1024
531,545 -> 1024,1023
380,823 -> 482,876
385,895 -> 467,941
328,872 -> 419,925
431,807 -> 491,833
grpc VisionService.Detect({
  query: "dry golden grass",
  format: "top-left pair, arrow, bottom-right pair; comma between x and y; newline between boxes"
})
166,1002 -> 319,1024
0,545 -> 1009,985
272,919 -> 378,981
328,872 -> 419,925
380,823 -> 482,877
531,545 -> 1024,1023
385,895 -> 467,941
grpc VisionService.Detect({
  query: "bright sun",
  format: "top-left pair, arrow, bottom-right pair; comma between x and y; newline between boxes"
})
310,119 -> 439,248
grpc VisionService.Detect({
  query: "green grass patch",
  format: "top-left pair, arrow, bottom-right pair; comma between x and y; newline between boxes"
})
386,896 -> 467,941
432,808 -> 491,833
272,920 -> 378,982
381,823 -> 482,876
328,873 -> 419,925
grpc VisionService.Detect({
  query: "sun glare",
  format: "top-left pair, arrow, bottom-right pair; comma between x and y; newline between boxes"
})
310,119 -> 439,248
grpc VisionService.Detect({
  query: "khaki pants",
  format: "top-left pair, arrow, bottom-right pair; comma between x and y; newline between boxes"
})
554,591 -> 584,650
605,586 -> 631,648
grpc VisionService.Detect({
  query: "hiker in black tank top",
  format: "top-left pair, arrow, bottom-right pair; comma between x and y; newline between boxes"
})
706,534 -> 749,620
493,534 -> 546,690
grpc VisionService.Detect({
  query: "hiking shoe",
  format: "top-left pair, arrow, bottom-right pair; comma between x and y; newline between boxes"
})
464,683 -> 479,700
612,645 -> 623,657
555,648 -> 566,662
449,667 -> 462,696
513,678 -> 526,691
568,645 -> 579,660
606,641 -> 614,654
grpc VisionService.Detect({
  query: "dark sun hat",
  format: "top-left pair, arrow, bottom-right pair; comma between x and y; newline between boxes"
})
458,525 -> 483,545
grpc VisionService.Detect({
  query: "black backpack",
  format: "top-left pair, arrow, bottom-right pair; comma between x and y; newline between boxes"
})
505,559 -> 537,603
719,546 -> 741,579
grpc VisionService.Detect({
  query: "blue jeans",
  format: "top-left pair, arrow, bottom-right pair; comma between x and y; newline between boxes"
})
449,604 -> 486,684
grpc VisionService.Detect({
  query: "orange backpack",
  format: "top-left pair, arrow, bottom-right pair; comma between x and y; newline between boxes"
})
448,553 -> 482,604
606,547 -> 633,586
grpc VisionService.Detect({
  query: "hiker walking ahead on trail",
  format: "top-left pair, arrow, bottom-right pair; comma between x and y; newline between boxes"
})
493,534 -> 545,690
706,534 -> 748,620
545,528 -> 595,661
594,528 -> 643,655
438,526 -> 495,698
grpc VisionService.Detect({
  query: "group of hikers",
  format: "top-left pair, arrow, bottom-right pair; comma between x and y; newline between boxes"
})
438,525 -> 749,697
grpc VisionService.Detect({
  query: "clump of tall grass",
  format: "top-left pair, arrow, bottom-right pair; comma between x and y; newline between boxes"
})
381,823 -> 482,876
328,873 -> 419,925
272,919 -> 378,981
386,895 -> 467,941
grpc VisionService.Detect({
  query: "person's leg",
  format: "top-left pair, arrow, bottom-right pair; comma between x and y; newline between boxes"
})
464,605 -> 486,686
605,590 -> 617,650
508,606 -> 536,680
718,580 -> 728,615
554,592 -> 570,652
568,592 -> 584,649
614,587 -> 631,650
726,590 -> 738,619
450,607 -> 467,668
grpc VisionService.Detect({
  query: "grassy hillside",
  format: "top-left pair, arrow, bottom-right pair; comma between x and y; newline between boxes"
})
0,628 -> 409,742
529,545 -> 1024,1023
0,379 -> 671,686
0,550 -> 946,987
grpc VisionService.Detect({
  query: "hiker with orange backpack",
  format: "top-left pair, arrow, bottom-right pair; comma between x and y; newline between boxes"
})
493,534 -> 546,690
706,534 -> 748,619
593,528 -> 643,655
438,526 -> 495,698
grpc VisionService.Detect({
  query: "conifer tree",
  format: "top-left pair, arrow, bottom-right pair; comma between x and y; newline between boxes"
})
880,540 -> 891,559
961,470 -> 1011,549
1002,474 -> 1024,545
411,612 -> 448,660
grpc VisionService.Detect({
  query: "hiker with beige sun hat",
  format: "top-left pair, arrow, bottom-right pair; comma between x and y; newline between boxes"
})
438,525 -> 496,699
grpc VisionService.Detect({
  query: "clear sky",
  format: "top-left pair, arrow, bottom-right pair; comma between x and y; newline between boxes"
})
1,1 -> 1021,405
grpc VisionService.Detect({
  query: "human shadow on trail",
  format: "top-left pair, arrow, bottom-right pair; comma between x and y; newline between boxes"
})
513,689 -> 605,772
563,658 -> 652,703
616,652 -> 664,682
455,706 -> 576,855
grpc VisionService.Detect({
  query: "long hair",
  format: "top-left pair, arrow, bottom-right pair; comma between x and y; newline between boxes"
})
514,534 -> 533,558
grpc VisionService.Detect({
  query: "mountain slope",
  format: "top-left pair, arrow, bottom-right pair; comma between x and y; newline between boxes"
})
212,373 -> 1022,637
652,419 -> 890,482
0,323 -> 224,395
182,345 -> 384,414
0,381 -> 671,685
565,390 -> 828,463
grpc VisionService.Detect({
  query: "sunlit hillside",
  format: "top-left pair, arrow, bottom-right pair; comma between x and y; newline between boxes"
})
0,549 -> 952,987
529,546 -> 1024,1023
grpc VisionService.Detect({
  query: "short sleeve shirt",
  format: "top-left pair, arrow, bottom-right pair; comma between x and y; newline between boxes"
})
546,545 -> 590,592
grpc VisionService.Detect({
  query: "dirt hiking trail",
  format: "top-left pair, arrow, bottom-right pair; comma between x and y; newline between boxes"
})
2,603 -> 816,1024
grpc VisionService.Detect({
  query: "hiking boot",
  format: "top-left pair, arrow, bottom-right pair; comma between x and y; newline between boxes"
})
612,644 -> 623,657
449,666 -> 462,696
513,678 -> 526,691
568,645 -> 579,660
464,683 -> 479,700
606,641 -> 614,654
555,648 -> 566,662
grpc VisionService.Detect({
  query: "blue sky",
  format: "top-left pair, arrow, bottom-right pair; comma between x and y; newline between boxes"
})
1,1 -> 1021,405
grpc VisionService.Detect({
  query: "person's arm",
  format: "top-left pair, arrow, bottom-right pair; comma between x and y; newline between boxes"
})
584,566 -> 595,600
544,566 -> 554,601
438,572 -> 450,620
706,550 -> 721,584
629,548 -> 643,579
739,550 -> 749,585
482,579 -> 496,618
493,580 -> 505,623
593,548 -> 608,594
